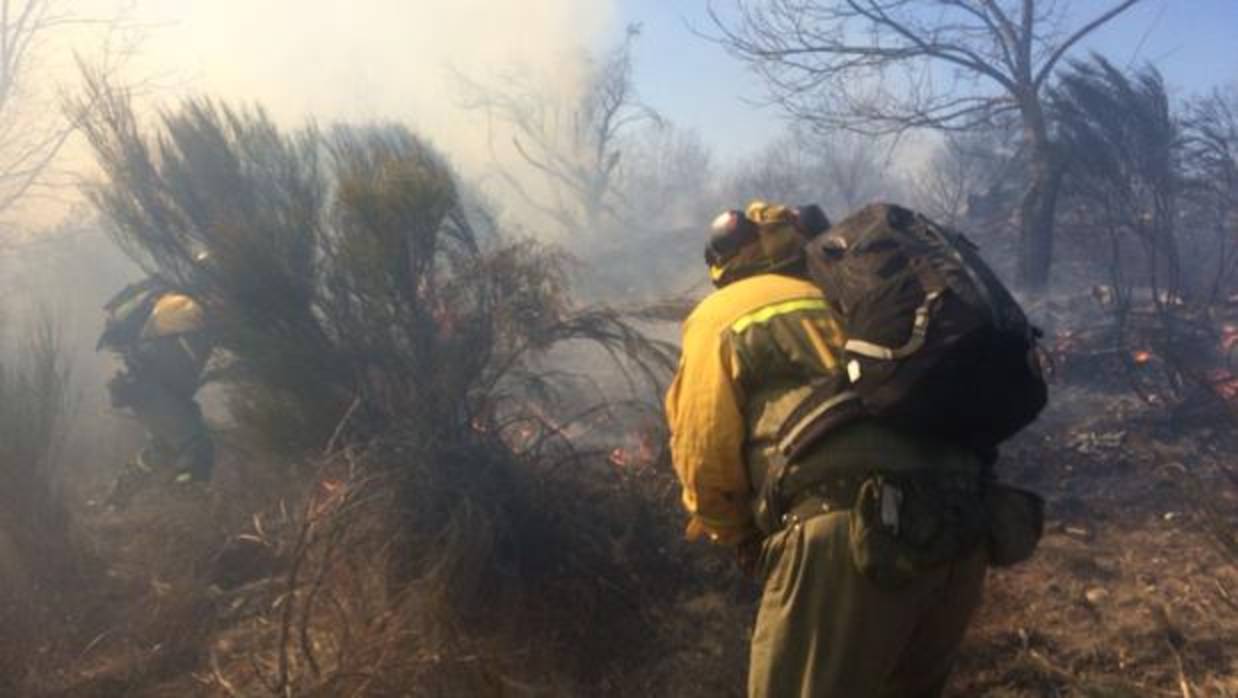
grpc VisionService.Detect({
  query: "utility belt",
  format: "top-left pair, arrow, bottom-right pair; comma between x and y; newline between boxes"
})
770,472 -> 864,530
757,383 -> 984,538
755,381 -> 1043,588
759,464 -> 985,535
758,458 -> 1042,592
757,454 -> 992,591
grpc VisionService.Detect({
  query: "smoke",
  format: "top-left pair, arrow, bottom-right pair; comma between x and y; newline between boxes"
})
0,1 -> 625,483
1,0 -> 619,231
138,0 -> 619,176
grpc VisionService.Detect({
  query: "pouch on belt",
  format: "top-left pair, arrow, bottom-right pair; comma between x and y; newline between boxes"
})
848,472 -> 988,591
983,482 -> 1044,567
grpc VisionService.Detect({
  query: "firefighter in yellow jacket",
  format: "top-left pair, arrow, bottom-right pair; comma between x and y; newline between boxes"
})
665,202 -> 988,697
99,275 -> 215,506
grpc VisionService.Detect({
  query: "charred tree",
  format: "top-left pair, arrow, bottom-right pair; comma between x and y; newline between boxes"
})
1052,57 -> 1191,398
1181,88 -> 1238,303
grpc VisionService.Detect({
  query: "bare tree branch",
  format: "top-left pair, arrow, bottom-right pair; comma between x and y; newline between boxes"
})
0,0 -> 147,224
1034,0 -> 1141,88
709,0 -> 1146,292
454,24 -> 661,249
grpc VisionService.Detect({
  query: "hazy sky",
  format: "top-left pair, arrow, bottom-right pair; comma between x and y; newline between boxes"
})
29,0 -> 1234,229
618,0 -> 1238,157
128,0 -> 1237,166
134,1 -> 615,167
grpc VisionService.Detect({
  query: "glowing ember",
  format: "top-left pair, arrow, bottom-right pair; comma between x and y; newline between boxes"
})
432,305 -> 457,337
311,478 -> 347,518
609,427 -> 658,469
1206,369 -> 1238,402
1132,350 -> 1153,364
1222,324 -> 1238,352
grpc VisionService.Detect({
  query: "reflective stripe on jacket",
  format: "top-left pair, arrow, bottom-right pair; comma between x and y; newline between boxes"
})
665,273 -> 844,543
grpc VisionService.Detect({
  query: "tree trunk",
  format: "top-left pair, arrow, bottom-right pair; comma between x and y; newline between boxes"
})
1017,158 -> 1062,293
1017,101 -> 1063,295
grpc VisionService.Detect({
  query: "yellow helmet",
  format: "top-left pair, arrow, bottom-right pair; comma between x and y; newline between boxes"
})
141,293 -> 206,339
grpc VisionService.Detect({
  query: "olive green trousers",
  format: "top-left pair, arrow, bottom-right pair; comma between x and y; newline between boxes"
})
749,511 -> 986,698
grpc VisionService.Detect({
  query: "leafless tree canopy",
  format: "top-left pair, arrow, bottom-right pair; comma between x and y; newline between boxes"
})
723,127 -> 901,223
709,0 -> 1144,291
618,125 -> 715,231
709,0 -> 1139,134
910,129 -> 1018,226
1181,87 -> 1238,302
0,0 -> 142,218
457,24 -> 663,247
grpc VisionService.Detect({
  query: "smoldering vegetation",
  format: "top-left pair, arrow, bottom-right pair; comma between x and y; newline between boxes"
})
0,8 -> 1234,698
8,74 -> 690,694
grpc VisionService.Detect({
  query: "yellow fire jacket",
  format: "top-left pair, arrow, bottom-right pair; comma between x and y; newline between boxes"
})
665,272 -> 845,544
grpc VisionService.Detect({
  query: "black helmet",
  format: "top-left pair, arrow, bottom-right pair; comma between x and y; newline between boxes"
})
792,204 -> 830,239
704,209 -> 759,267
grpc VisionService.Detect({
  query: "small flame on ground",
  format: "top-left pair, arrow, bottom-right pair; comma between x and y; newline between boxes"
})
1222,324 -> 1238,352
1206,369 -> 1238,402
609,428 -> 658,469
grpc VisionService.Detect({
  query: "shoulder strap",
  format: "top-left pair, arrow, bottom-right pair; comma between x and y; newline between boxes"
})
843,290 -> 943,360
774,371 -> 864,463
755,378 -> 868,535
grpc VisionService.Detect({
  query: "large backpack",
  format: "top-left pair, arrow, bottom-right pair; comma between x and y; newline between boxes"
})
781,203 -> 1047,459
96,277 -> 169,352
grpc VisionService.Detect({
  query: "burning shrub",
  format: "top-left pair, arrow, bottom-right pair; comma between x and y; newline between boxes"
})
73,76 -> 682,690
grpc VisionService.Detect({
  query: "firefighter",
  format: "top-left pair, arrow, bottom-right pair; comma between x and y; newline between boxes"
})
99,273 -> 214,507
664,202 -> 988,697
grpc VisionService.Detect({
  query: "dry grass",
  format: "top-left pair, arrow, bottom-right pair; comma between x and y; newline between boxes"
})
0,314 -> 90,694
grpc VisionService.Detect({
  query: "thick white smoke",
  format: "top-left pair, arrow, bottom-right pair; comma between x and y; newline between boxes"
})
142,0 -> 619,175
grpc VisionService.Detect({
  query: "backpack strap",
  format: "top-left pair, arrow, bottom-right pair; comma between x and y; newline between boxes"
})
843,289 -> 943,360
777,389 -> 863,461
755,386 -> 870,536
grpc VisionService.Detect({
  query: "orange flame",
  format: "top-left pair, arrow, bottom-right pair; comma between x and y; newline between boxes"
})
1132,350 -> 1153,364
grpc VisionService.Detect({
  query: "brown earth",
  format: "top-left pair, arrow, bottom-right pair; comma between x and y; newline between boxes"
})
11,372 -> 1237,697
952,383 -> 1237,698
636,380 -> 1237,698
